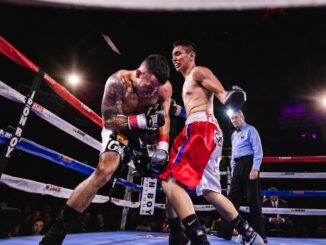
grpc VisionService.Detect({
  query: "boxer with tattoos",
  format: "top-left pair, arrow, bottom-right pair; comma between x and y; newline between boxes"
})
40,54 -> 172,245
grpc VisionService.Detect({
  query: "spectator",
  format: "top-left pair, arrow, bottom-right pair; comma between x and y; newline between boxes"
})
93,213 -> 109,232
31,219 -> 45,236
20,208 -> 42,236
262,187 -> 295,237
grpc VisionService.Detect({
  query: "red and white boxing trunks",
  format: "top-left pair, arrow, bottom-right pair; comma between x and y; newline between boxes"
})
160,111 -> 223,195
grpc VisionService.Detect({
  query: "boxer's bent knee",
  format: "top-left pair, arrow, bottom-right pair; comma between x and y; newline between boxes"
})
94,152 -> 120,184
99,151 -> 121,164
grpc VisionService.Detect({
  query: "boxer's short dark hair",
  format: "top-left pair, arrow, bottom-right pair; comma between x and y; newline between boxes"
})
144,54 -> 170,84
173,40 -> 197,54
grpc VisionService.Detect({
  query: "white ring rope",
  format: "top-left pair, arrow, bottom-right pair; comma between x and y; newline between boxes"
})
0,80 -> 102,151
0,173 -> 140,208
0,173 -> 110,204
238,206 -> 326,216
259,172 -> 326,179
1,174 -> 325,216
220,171 -> 326,179
155,204 -> 326,216
220,171 -> 326,178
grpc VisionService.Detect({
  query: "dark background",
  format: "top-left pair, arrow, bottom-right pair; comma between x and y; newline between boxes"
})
0,2 -> 325,237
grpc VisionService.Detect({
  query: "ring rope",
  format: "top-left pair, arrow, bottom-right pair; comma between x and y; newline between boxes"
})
238,206 -> 326,216
220,171 -> 326,179
259,172 -> 326,179
0,173 -> 138,208
0,173 -> 110,204
222,156 -> 326,163
261,190 -> 326,197
155,203 -> 326,215
262,156 -> 326,162
0,80 -> 102,151
0,129 -> 142,191
156,187 -> 326,197
254,156 -> 326,163
0,129 -> 94,175
1,173 -> 325,215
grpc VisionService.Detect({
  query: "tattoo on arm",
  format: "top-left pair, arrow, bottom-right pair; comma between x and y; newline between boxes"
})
101,74 -> 128,130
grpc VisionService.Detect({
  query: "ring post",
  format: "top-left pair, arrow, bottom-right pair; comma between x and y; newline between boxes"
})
0,69 -> 44,177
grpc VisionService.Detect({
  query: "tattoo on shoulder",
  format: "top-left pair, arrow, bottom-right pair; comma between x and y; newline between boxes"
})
105,75 -> 127,100
101,74 -> 127,121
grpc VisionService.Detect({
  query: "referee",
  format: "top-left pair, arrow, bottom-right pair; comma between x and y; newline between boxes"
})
218,110 -> 267,243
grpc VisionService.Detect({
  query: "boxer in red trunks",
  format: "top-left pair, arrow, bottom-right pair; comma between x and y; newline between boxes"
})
160,41 -> 263,245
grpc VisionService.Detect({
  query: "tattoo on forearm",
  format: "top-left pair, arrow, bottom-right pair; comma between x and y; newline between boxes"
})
104,114 -> 128,130
102,105 -> 118,122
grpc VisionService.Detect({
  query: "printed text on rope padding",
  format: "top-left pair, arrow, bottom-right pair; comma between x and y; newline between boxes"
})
140,177 -> 157,215
5,92 -> 35,158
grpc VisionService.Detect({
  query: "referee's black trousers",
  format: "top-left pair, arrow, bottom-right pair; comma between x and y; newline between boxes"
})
219,155 -> 266,240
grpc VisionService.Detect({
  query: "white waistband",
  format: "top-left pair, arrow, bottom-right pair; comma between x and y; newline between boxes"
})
185,111 -> 218,125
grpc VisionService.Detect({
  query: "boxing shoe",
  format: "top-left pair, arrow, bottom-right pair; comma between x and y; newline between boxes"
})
186,225 -> 210,245
241,229 -> 265,245
39,217 -> 67,245
169,229 -> 189,245
40,205 -> 80,245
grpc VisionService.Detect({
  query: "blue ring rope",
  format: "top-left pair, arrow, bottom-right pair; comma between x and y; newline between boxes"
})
0,130 -> 142,191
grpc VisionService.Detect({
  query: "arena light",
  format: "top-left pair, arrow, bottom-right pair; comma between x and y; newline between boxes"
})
67,73 -> 80,86
321,96 -> 326,108
226,108 -> 234,117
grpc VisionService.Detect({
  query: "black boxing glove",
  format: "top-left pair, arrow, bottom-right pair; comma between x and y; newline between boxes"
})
150,135 -> 169,174
223,85 -> 247,110
151,149 -> 169,174
128,104 -> 165,130
169,98 -> 186,118
145,104 -> 165,129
